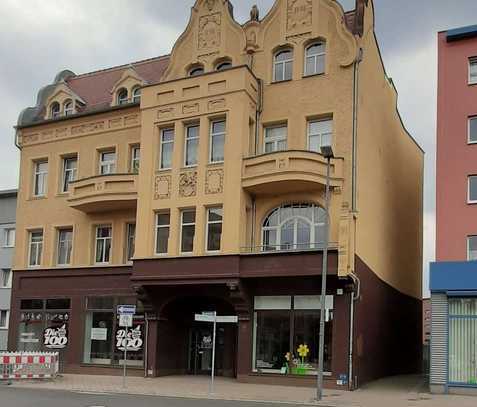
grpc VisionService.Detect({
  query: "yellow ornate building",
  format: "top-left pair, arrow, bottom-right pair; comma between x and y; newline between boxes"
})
10,0 -> 423,388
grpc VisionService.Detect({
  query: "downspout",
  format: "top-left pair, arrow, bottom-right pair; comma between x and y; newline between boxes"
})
255,78 -> 263,155
144,317 -> 149,377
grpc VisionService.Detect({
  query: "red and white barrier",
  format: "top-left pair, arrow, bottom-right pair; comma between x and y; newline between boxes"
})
0,352 -> 59,380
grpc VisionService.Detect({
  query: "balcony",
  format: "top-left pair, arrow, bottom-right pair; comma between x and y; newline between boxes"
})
242,150 -> 343,195
67,173 -> 138,213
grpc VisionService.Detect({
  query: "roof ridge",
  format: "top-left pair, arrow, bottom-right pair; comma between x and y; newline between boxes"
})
70,54 -> 171,80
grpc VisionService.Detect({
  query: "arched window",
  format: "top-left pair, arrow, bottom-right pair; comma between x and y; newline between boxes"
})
50,102 -> 61,119
132,87 -> 141,103
273,49 -> 293,82
262,203 -> 326,251
305,42 -> 326,76
216,61 -> 232,71
117,88 -> 128,105
189,65 -> 204,77
64,100 -> 74,116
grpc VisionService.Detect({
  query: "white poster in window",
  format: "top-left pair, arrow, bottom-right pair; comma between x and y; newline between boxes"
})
116,324 -> 143,352
43,324 -> 68,349
91,327 -> 108,341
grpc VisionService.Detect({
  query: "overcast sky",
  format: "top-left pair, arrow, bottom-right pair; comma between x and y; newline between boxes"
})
1,0 -> 477,296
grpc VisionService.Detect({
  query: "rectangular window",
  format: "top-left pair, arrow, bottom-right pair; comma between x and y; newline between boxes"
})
99,151 -> 116,175
468,236 -> 477,261
469,57 -> 477,85
131,146 -> 140,173
155,212 -> 170,255
62,156 -> 77,192
4,228 -> 15,247
57,228 -> 73,265
264,125 -> 287,153
210,120 -> 225,163
95,226 -> 112,264
308,119 -> 333,153
0,310 -> 8,329
469,117 -> 477,144
28,230 -> 43,267
34,161 -> 48,196
206,207 -> 223,252
126,223 -> 136,262
1,269 -> 11,288
185,125 -> 199,167
468,176 -> 477,203
180,209 -> 196,253
160,128 -> 174,169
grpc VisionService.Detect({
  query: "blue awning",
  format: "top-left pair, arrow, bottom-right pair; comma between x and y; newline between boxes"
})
430,261 -> 477,292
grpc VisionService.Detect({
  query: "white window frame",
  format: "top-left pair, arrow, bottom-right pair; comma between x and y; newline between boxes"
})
62,156 -> 77,193
184,125 -> 199,167
117,88 -> 128,105
468,116 -> 477,144
33,160 -> 48,197
155,212 -> 170,256
28,230 -> 43,267
308,118 -> 333,153
50,102 -> 61,119
467,235 -> 477,261
130,146 -> 140,173
264,125 -> 287,153
273,49 -> 293,82
469,57 -> 477,85
468,176 -> 477,204
304,42 -> 326,76
205,207 -> 223,253
209,120 -> 226,163
1,269 -> 11,288
95,225 -> 112,264
99,150 -> 116,175
0,310 -> 9,329
3,228 -> 15,248
57,228 -> 73,266
159,128 -> 174,170
64,100 -> 74,116
126,223 -> 136,263
132,87 -> 141,103
180,209 -> 196,254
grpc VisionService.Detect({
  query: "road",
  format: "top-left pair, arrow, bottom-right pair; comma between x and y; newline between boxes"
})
0,386 -> 304,407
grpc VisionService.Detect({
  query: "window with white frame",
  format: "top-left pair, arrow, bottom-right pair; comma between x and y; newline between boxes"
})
0,310 -> 8,329
185,125 -> 199,167
50,102 -> 61,119
180,209 -> 196,253
264,125 -> 287,153
468,236 -> 477,260
117,88 -> 128,105
131,146 -> 140,173
132,87 -> 141,103
62,156 -> 77,192
99,151 -> 116,175
160,128 -> 174,169
29,230 -> 43,267
1,269 -> 11,288
210,120 -> 225,163
469,117 -> 477,144
305,42 -> 326,76
126,223 -> 136,262
469,57 -> 477,85
273,49 -> 293,82
34,160 -> 48,196
262,203 -> 326,251
155,212 -> 170,255
95,226 -> 112,264
64,100 -> 74,116
206,207 -> 223,252
308,119 -> 333,153
469,176 -> 477,203
57,228 -> 73,266
4,228 -> 15,248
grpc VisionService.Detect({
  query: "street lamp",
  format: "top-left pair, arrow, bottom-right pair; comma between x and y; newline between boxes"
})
316,135 -> 334,401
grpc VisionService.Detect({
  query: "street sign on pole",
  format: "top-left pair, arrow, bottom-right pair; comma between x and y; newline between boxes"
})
117,304 -> 136,389
194,312 -> 238,395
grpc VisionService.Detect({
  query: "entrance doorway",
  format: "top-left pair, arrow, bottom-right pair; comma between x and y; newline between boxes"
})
188,325 -> 225,375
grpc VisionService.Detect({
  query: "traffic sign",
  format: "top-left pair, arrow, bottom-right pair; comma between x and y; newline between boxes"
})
117,305 -> 136,315
119,314 -> 133,327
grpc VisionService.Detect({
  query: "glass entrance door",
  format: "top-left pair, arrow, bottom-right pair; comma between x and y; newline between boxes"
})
188,325 -> 225,375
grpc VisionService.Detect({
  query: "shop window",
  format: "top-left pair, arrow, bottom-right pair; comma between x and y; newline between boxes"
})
252,295 -> 333,375
160,128 -> 174,170
155,212 -> 170,255
264,125 -> 287,153
210,120 -> 225,163
180,209 -> 196,253
206,207 -> 223,252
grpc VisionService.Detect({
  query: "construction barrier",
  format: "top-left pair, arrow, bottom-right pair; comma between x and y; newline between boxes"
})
0,352 -> 59,380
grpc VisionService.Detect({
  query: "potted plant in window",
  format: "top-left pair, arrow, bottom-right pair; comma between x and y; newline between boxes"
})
291,344 -> 309,375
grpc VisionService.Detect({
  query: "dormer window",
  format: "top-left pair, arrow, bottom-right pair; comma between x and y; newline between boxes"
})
50,102 -> 61,119
216,61 -> 232,71
273,49 -> 293,82
117,88 -> 128,105
132,87 -> 141,103
64,100 -> 74,116
189,66 -> 205,77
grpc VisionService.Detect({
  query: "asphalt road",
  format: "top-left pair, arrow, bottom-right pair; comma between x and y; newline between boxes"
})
0,386 -> 304,407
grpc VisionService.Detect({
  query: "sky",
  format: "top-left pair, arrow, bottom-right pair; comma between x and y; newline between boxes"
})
1,0 -> 477,296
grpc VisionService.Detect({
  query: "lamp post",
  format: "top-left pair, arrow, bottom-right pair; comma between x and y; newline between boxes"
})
316,138 -> 334,401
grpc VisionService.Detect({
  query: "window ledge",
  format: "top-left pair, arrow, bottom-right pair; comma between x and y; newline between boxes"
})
156,168 -> 172,173
303,72 -> 326,79
270,79 -> 293,85
29,196 -> 47,201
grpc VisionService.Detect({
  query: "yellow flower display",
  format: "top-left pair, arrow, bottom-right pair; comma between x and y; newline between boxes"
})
297,344 -> 309,358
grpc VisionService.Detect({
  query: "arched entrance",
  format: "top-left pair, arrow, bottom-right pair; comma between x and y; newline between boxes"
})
156,295 -> 237,377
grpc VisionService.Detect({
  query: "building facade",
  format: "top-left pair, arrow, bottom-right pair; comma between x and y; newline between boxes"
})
0,190 -> 17,350
431,25 -> 477,394
10,0 -> 423,389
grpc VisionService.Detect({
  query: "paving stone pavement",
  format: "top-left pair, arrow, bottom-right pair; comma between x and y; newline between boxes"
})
6,374 -> 477,406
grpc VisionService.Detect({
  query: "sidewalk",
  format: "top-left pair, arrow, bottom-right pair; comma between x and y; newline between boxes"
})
7,373 -> 477,406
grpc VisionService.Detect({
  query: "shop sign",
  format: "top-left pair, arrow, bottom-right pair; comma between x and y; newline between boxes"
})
116,324 -> 143,352
43,324 -> 68,349
91,327 -> 108,341
20,312 -> 43,322
46,312 -> 69,323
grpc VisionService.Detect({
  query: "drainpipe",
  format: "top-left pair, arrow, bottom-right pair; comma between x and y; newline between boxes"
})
144,317 -> 149,378
348,271 -> 361,390
254,79 -> 263,155
352,48 -> 363,212
251,198 -> 256,251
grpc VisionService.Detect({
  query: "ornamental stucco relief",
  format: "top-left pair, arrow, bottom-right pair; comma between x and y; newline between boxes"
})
205,168 -> 224,194
198,13 -> 221,50
179,171 -> 198,197
154,175 -> 171,200
287,0 -> 313,31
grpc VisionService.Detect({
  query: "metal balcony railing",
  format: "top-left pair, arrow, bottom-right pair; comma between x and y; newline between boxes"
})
240,242 -> 339,254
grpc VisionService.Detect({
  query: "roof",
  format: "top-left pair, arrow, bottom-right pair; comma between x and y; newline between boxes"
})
446,24 -> 477,42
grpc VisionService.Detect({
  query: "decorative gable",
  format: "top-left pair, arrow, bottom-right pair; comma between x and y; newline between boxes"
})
110,67 -> 147,106
44,82 -> 85,120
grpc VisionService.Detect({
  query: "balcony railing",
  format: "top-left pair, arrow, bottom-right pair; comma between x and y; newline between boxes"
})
240,242 -> 339,254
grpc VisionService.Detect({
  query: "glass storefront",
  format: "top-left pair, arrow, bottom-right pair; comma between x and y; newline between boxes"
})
83,296 -> 144,367
252,295 -> 333,375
